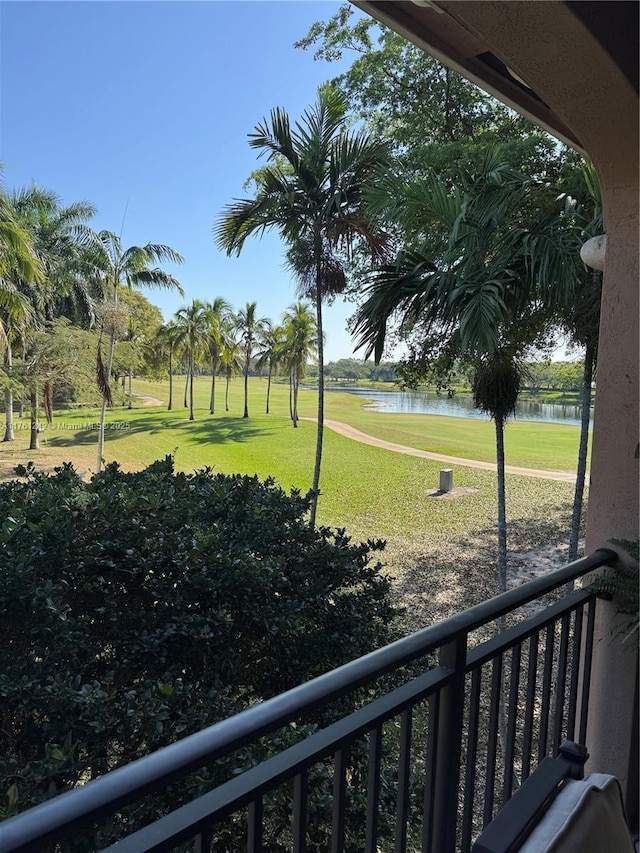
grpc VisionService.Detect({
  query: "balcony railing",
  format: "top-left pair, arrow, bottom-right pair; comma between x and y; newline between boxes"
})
0,549 -> 616,853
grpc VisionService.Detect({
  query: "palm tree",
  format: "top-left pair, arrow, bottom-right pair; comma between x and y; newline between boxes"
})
3,185 -> 100,442
94,232 -> 183,469
173,300 -> 208,421
354,148 -> 576,594
219,332 -> 242,412
282,302 -> 318,427
472,351 -> 525,596
216,85 -> 389,526
254,322 -> 286,415
0,179 -> 43,442
563,163 -> 602,564
234,301 -> 268,419
204,297 -> 231,415
155,322 -> 179,410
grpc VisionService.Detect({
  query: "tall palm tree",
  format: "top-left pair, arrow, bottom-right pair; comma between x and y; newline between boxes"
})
254,321 -> 286,415
282,301 -> 318,427
219,332 -> 242,412
0,178 -> 43,442
173,300 -> 208,421
234,301 -> 268,419
563,162 -> 602,564
155,322 -> 179,410
216,84 -> 389,526
204,297 -> 231,415
3,185 -> 99,442
94,232 -> 183,469
354,148 -> 576,594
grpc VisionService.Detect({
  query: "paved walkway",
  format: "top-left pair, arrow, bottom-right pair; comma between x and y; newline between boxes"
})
302,418 -> 577,483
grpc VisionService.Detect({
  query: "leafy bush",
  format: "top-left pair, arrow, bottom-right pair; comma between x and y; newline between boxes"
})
0,458 -> 398,845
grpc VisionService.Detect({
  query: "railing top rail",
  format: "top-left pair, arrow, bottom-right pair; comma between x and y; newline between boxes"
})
0,548 -> 615,852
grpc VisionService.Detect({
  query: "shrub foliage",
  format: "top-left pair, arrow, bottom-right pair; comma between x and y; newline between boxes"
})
0,458 -> 397,845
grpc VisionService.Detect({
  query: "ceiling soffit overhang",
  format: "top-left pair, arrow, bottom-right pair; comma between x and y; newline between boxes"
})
351,0 -> 586,153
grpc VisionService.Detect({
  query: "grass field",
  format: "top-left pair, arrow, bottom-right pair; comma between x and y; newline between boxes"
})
0,376 -> 585,629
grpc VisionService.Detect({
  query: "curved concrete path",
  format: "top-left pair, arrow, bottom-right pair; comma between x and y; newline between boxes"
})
302,418 -> 577,483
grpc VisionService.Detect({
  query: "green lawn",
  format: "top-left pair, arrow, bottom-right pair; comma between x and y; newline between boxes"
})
0,376 -> 582,626
130,376 -> 589,470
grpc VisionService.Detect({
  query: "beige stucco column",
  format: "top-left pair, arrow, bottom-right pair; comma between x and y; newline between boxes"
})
583,156 -> 639,821
430,2 -> 639,804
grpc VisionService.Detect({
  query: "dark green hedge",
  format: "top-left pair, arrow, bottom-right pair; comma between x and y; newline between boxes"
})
0,458 -> 398,847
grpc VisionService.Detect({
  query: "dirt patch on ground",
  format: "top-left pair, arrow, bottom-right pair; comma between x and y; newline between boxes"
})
386,511 -> 583,636
426,486 -> 480,499
132,394 -> 164,406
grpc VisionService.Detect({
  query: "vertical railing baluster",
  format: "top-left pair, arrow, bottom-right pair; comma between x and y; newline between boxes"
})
365,726 -> 382,853
461,667 -> 482,853
431,634 -> 468,853
503,644 -> 521,801
567,605 -> 584,741
522,632 -> 539,782
483,655 -> 502,826
422,692 -> 440,853
247,797 -> 263,853
331,747 -> 347,853
195,826 -> 212,853
579,598 -> 597,745
552,614 -> 571,754
395,708 -> 413,853
539,623 -> 555,761
292,770 -> 308,853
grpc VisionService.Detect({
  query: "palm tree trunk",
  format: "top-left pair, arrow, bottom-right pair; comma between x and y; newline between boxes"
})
225,374 -> 230,411
293,368 -> 299,428
97,329 -> 116,472
309,285 -> 324,527
189,358 -> 195,421
266,366 -> 272,414
568,342 -> 595,564
3,345 -> 14,442
243,356 -> 249,418
209,359 -> 215,414
29,386 -> 39,451
167,347 -> 173,411
289,373 -> 294,421
43,380 -> 54,426
495,416 -> 508,598
184,372 -> 189,408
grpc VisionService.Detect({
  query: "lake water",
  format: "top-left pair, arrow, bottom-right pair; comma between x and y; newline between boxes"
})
326,387 -> 591,426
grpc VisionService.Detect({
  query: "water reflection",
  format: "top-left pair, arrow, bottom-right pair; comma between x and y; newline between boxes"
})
326,387 -> 591,426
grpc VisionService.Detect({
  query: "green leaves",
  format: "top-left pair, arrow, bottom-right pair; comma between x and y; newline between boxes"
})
0,459 -> 396,844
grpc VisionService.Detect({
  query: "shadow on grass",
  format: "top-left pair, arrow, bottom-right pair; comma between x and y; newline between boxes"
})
43,412 -> 273,448
390,506 -> 579,635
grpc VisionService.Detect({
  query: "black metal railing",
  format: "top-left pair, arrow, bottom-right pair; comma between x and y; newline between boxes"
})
0,549 -> 616,853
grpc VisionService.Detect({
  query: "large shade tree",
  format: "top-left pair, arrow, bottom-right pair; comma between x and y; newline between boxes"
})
216,85 -> 389,526
296,5 -> 564,188
93,232 -> 183,469
354,148 -> 576,595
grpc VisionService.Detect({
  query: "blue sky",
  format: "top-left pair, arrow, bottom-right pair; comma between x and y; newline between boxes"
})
0,0 -> 376,361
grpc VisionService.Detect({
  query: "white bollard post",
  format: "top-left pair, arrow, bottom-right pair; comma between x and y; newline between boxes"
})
439,468 -> 453,493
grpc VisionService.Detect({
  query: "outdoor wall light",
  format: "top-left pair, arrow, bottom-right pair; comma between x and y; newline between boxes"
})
580,234 -> 607,271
